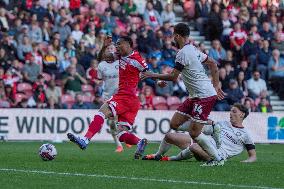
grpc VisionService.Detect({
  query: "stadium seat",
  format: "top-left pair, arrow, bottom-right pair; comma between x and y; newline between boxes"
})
42,72 -> 52,82
17,83 -> 33,97
81,84 -> 94,94
61,94 -> 75,109
15,93 -> 27,102
167,96 -> 182,110
153,96 -> 168,110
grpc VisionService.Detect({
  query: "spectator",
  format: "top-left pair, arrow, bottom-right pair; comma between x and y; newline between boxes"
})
161,3 -> 175,25
247,70 -> 267,99
71,23 -> 84,45
208,39 -> 226,62
17,35 -> 33,61
42,45 -> 59,76
229,22 -> 247,61
0,7 -> 9,31
59,51 -> 71,73
256,97 -> 273,113
235,60 -> 251,81
123,0 -> 137,16
72,94 -> 89,109
161,40 -> 176,67
29,84 -> 47,108
101,8 -> 117,34
236,71 -> 248,97
52,17 -> 71,43
219,67 -> 229,91
46,79 -> 62,109
62,65 -> 87,97
195,0 -> 210,36
242,32 -> 259,69
144,1 -> 162,30
224,79 -> 244,106
150,0 -> 163,14
243,98 -> 255,112
271,32 -> 284,54
22,55 -> 41,83
95,0 -> 109,16
220,9 -> 233,49
70,57 -> 85,77
29,19 -> 43,43
257,40 -> 271,79
141,86 -> 154,110
30,0 -> 47,22
206,2 -> 222,40
0,47 -> 11,71
268,49 -> 284,99
82,27 -> 96,47
259,21 -> 274,41
249,25 -> 261,42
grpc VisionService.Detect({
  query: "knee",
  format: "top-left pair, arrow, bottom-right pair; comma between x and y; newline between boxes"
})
189,143 -> 198,152
170,121 -> 179,130
190,129 -> 201,139
164,133 -> 174,144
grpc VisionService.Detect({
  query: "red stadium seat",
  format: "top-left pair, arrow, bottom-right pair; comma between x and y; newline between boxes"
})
167,96 -> 182,110
61,94 -> 75,109
42,72 -> 52,82
17,83 -> 33,97
15,93 -> 27,102
153,96 -> 168,110
81,84 -> 94,94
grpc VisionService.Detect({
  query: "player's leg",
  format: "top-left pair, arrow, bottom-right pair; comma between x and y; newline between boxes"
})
188,97 -> 224,164
67,102 -> 113,149
108,117 -> 123,152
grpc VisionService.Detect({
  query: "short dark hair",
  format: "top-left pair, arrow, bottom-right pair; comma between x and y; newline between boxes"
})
119,36 -> 133,48
233,103 -> 249,119
174,23 -> 190,37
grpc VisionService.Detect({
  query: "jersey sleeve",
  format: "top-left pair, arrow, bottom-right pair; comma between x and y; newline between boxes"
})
174,50 -> 187,71
129,53 -> 149,72
197,48 -> 208,64
243,131 -> 255,151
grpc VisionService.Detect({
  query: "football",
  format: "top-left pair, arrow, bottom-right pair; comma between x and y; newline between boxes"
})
38,143 -> 57,161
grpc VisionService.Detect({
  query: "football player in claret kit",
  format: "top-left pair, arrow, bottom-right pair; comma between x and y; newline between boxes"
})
67,36 -> 149,159
141,23 -> 226,166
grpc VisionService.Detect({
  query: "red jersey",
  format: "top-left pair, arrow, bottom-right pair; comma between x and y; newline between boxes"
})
118,51 -> 148,96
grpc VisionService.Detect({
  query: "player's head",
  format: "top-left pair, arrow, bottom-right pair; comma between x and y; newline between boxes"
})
230,103 -> 249,123
116,36 -> 133,56
173,23 -> 190,44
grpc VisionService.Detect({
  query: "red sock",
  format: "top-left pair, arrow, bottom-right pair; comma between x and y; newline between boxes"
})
84,113 -> 105,140
119,132 -> 140,145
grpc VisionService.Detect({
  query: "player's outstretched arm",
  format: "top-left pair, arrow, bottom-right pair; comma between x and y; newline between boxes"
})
140,69 -> 180,81
241,149 -> 257,163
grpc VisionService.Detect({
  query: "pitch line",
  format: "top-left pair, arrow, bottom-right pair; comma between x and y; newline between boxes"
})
0,168 -> 282,189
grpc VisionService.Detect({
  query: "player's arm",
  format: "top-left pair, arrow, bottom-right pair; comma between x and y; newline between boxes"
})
140,68 -> 180,82
241,144 -> 257,163
203,57 -> 225,100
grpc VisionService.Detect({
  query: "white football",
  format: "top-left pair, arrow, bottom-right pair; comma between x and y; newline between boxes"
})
39,143 -> 57,161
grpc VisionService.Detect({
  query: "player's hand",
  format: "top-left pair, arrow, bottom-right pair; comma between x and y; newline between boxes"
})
140,71 -> 154,80
215,86 -> 225,100
157,80 -> 167,88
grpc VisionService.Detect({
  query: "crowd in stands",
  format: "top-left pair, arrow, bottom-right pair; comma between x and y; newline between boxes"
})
0,0 -> 283,113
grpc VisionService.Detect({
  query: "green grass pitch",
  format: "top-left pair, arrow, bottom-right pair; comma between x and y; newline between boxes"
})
0,142 -> 283,189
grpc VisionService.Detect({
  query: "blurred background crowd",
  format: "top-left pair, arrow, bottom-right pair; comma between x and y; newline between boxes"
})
0,0 -> 283,113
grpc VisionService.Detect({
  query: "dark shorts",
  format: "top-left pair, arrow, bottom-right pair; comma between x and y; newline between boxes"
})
176,95 -> 217,124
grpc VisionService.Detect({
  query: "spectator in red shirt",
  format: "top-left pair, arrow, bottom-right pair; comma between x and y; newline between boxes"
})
230,22 -> 247,62
70,0 -> 81,15
86,59 -> 101,85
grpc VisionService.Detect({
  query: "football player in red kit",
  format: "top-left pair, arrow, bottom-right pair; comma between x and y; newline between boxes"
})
67,36 -> 148,159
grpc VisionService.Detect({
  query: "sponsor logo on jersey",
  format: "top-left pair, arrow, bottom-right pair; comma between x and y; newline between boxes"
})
267,116 -> 284,140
